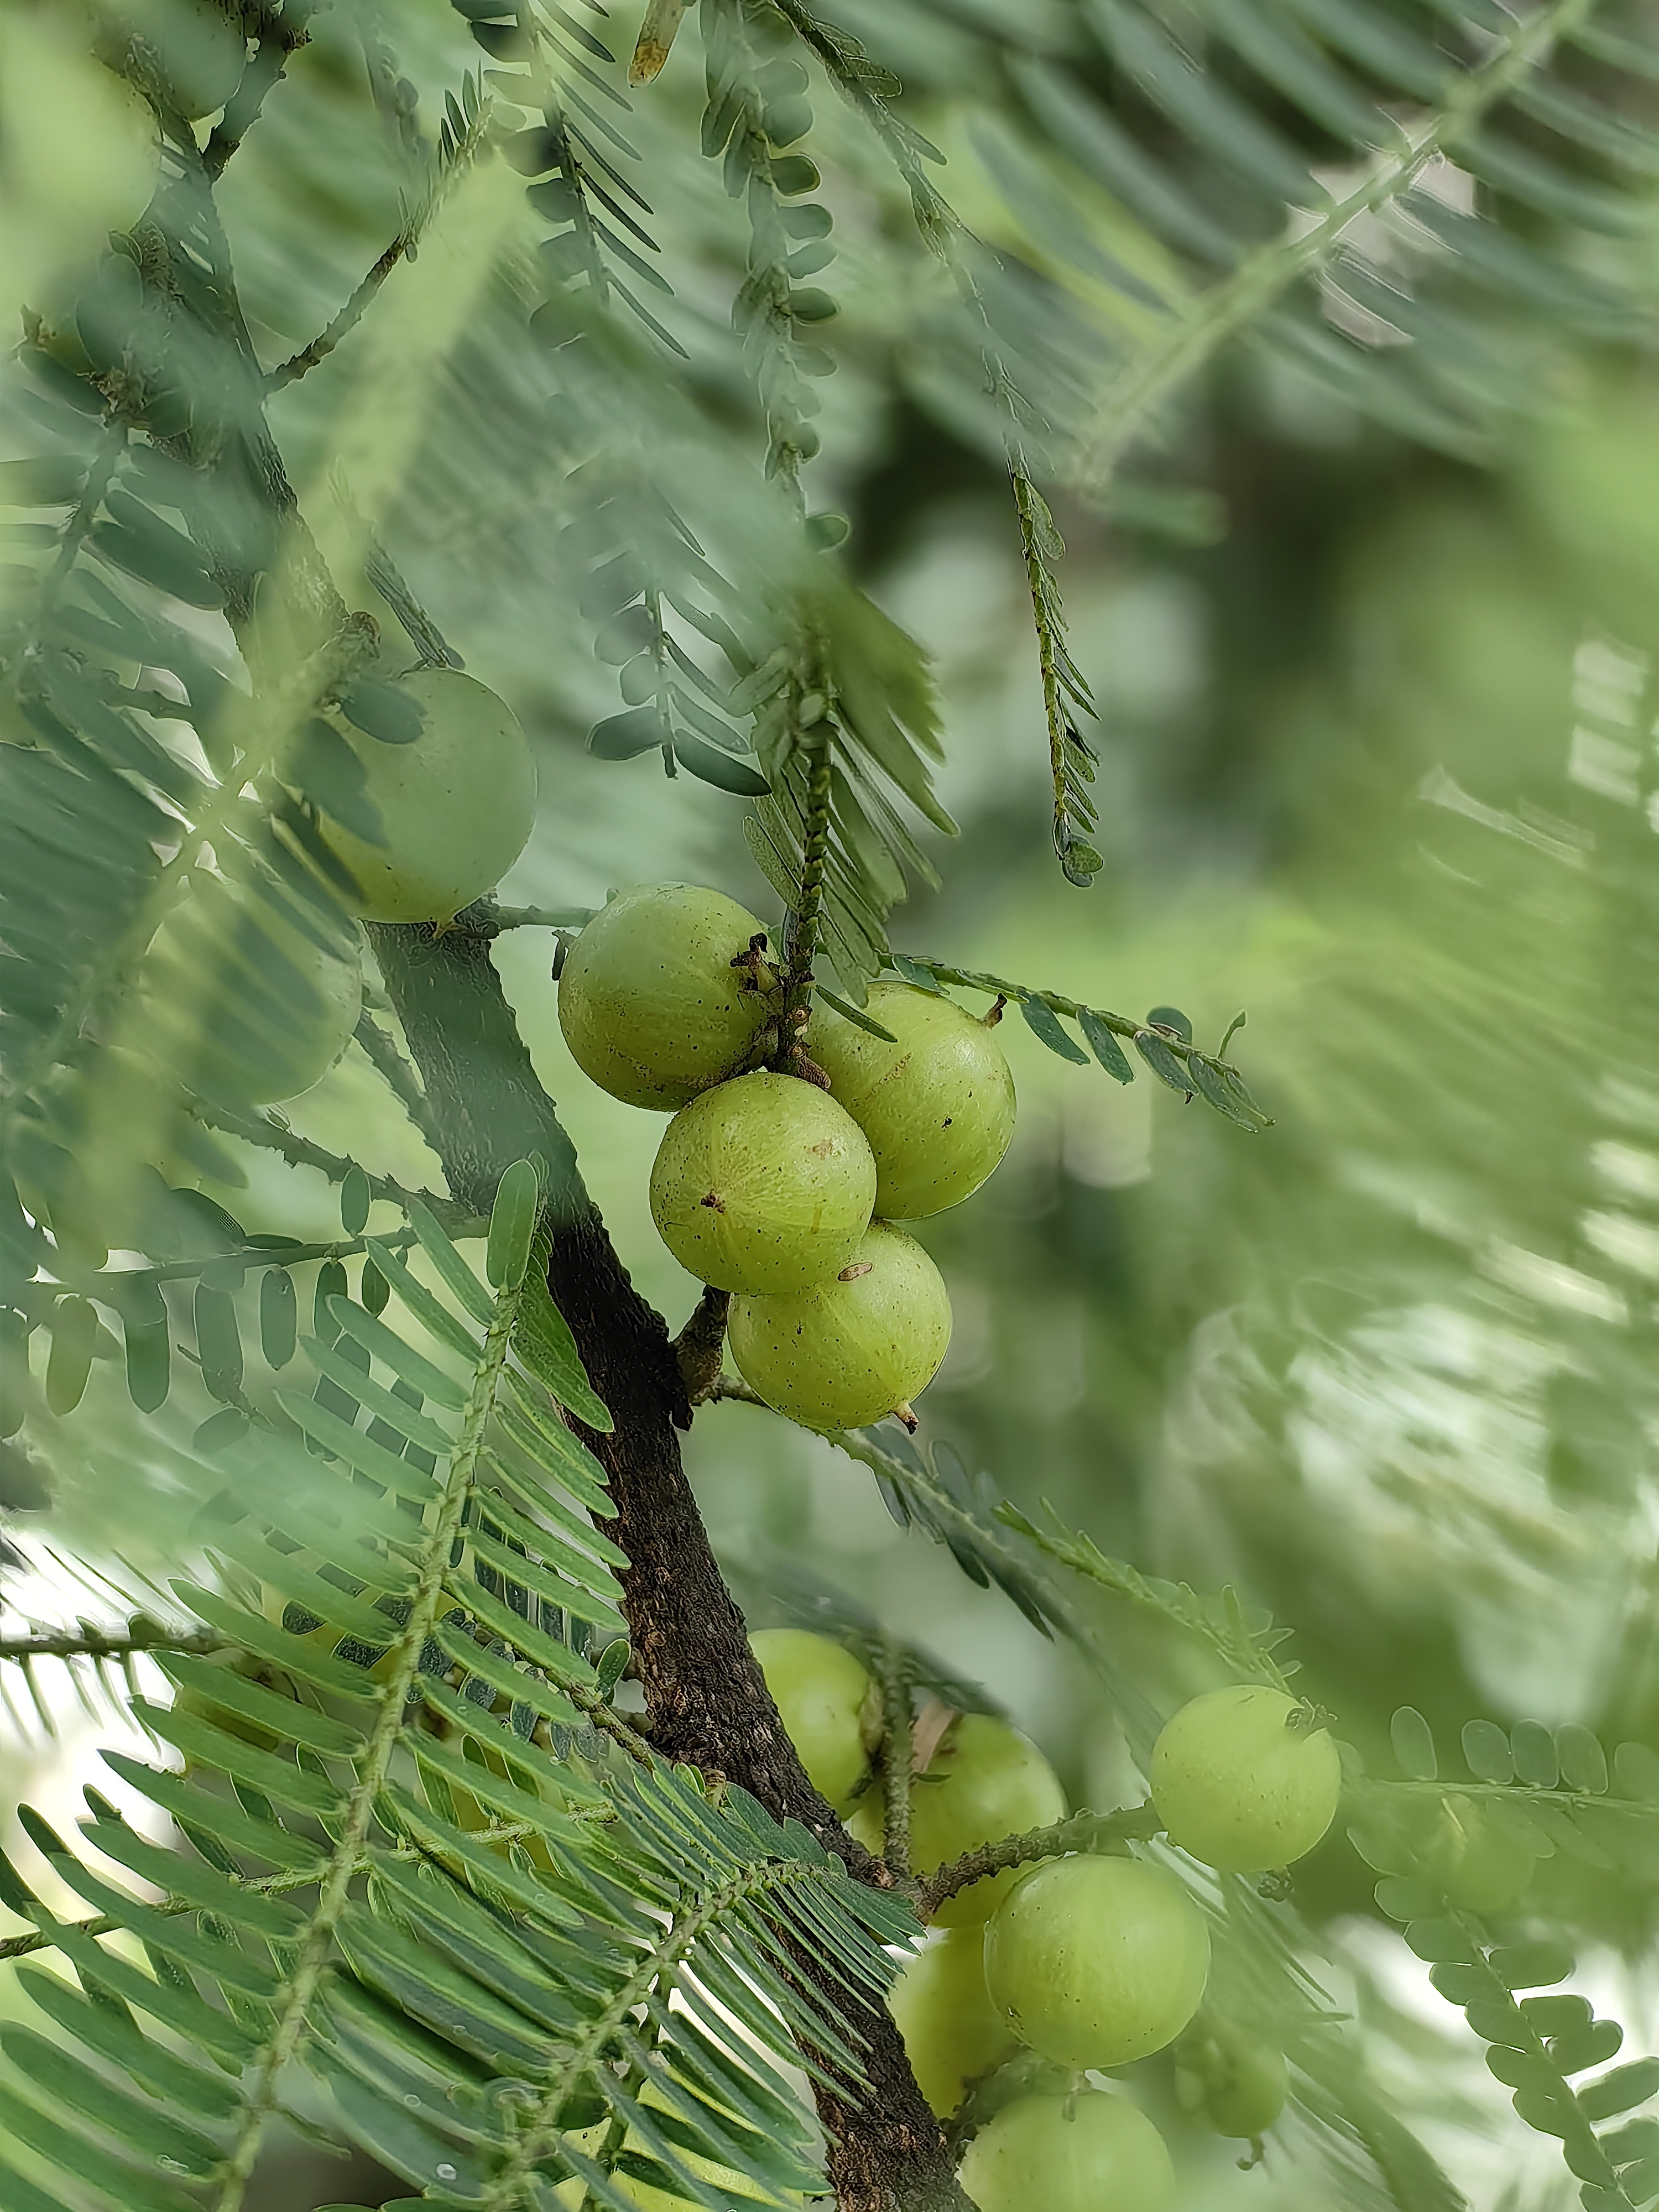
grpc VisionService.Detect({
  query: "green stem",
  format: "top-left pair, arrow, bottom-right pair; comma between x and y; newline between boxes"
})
879,1637 -> 915,1880
891,954 -> 1223,1070
0,1626 -> 218,1663
189,1098 -> 470,1229
916,1803 -> 1161,1919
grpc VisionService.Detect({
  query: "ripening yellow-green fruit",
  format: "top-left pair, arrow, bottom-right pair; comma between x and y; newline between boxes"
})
888,1929 -> 1019,2117
650,1072 -> 875,1293
984,1854 -> 1209,2070
728,1222 -> 951,1432
958,2091 -> 1176,2212
558,884 -> 779,1109
0,18 -> 155,312
315,668 -> 538,924
809,983 -> 1016,1219
97,0 -> 248,119
1150,1686 -> 1342,1874
1175,2017 -> 1288,2140
749,1629 -> 872,1810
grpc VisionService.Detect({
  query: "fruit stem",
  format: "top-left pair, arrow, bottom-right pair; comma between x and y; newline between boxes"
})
674,1284 -> 733,1405
915,1801 -> 1162,1920
877,1636 -> 917,1878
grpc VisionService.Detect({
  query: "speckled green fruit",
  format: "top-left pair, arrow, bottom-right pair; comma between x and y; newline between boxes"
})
105,0 -> 248,117
1175,2018 -> 1287,2139
984,1855 -> 1209,2069
1150,1686 -> 1342,1874
1,20 -> 155,296
317,668 -> 536,924
142,874 -> 362,1104
750,1629 -> 872,1811
959,2093 -> 1176,2212
889,1930 -> 1018,2117
651,1072 -> 875,1293
728,1220 -> 950,1430
1421,1794 -> 1538,1911
559,884 -> 777,1109
810,982 -> 1016,1218
849,1712 -> 1066,1925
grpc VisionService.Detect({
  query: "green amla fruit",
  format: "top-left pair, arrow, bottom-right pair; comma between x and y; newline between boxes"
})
958,2091 -> 1176,2212
1150,1684 -> 1342,1874
1174,2017 -> 1287,2140
558,884 -> 779,1109
650,1071 -> 875,1293
889,1929 -> 1019,2118
139,872 -> 362,1105
99,0 -> 248,117
728,1220 -> 950,1431
849,1710 -> 1065,1924
984,1854 -> 1210,2070
750,1628 -> 872,1811
316,668 -> 537,924
0,18 -> 155,307
810,982 -> 1016,1218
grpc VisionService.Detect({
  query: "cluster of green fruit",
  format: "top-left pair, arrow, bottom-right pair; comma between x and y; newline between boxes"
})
557,885 -> 1018,1429
752,1631 -> 1345,2211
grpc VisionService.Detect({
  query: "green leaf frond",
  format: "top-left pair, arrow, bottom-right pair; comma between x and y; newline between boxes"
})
1358,1784 -> 1659,2212
0,1184 -> 911,2209
883,952 -> 1271,1129
703,0 -> 841,492
480,0 -> 684,353
265,70 -> 495,392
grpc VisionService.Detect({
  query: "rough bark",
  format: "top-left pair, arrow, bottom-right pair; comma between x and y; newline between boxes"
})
368,915 -> 971,2212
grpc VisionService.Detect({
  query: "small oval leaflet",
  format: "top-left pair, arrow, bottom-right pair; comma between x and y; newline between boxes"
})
45,1296 -> 97,1416
487,1160 -> 542,1290
1078,1008 -> 1134,1083
1577,2059 -> 1659,2122
674,734 -> 769,795
314,1258 -> 349,1342
1511,1718 -> 1560,1790
1019,998 -> 1089,1065
1390,1705 -> 1437,1780
1490,1940 -> 1574,1990
259,1269 -> 297,1369
589,707 -> 667,760
341,1166 -> 371,1239
1463,1717 -> 1514,1783
1134,1027 -> 1193,1095
336,680 -> 426,747
1556,1722 -> 1608,1796
195,1284 -> 243,1403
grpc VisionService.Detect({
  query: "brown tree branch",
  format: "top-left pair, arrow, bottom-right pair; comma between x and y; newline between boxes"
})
367,910 -> 971,2212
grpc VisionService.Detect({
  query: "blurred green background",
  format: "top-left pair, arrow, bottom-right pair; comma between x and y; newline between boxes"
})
8,0 -> 1659,2204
